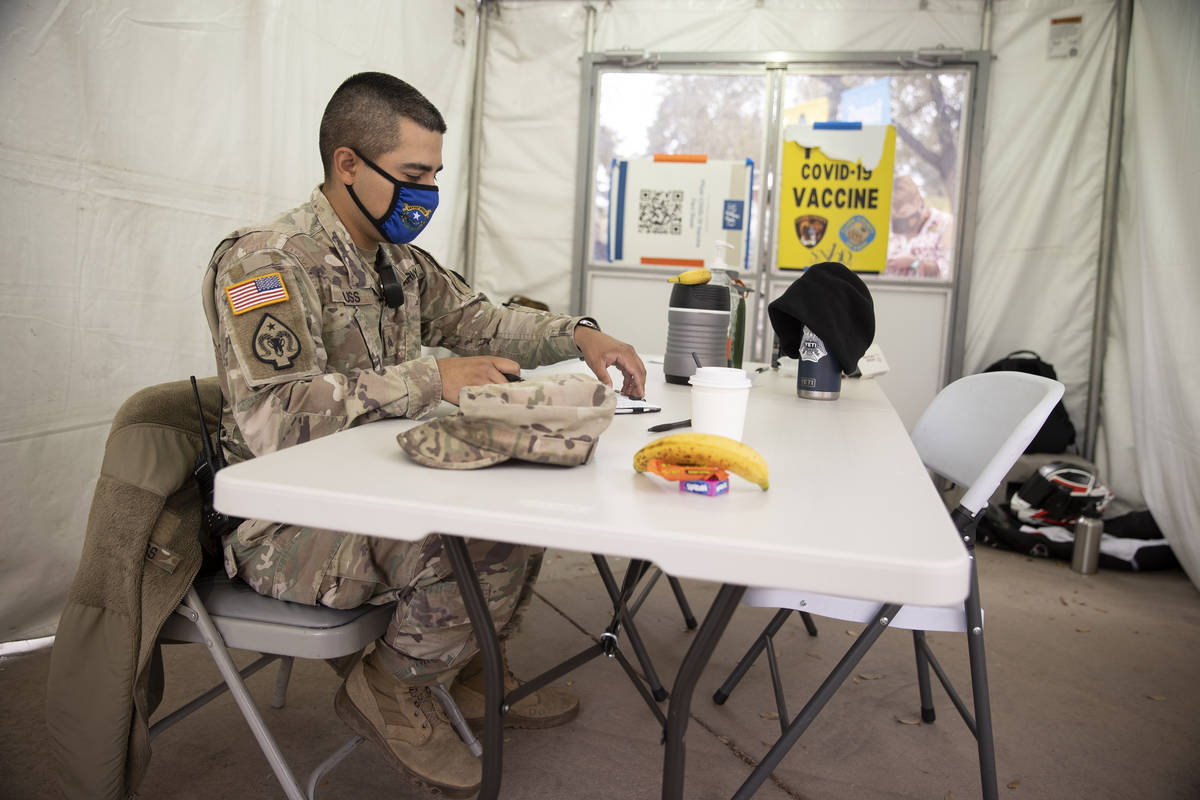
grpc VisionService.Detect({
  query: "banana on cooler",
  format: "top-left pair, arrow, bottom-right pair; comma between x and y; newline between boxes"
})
667,268 -> 712,285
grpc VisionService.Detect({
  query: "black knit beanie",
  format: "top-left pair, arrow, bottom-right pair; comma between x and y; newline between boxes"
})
767,262 -> 875,370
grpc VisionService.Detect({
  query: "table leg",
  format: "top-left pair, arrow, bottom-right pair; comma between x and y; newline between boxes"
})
662,583 -> 746,800
440,534 -> 504,800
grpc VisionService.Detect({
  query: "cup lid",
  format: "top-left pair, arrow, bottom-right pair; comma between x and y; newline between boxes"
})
688,366 -> 752,389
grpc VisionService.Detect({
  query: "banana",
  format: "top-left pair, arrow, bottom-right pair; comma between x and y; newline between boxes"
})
634,432 -> 769,490
667,268 -> 712,285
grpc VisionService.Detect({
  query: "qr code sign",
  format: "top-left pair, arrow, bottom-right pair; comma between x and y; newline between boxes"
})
638,189 -> 684,235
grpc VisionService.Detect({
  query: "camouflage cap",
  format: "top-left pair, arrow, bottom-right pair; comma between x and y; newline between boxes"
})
397,373 -> 617,470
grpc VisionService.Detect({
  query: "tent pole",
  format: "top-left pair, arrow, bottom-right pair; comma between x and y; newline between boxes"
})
980,0 -> 994,52
464,0 -> 491,285
1084,0 -> 1134,461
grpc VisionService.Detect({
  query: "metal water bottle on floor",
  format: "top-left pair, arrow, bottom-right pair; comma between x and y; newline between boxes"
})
1071,505 -> 1104,574
664,280 -> 730,384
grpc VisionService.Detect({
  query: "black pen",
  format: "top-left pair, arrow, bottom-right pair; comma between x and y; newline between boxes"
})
647,419 -> 691,432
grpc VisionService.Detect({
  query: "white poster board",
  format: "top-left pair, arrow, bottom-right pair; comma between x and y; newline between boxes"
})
607,156 -> 753,268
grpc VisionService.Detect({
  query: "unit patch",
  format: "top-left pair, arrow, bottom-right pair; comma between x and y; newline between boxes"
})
254,314 -> 301,369
226,271 -> 289,315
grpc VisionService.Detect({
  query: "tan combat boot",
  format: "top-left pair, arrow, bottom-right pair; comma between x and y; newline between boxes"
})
335,654 -> 481,798
450,647 -> 580,730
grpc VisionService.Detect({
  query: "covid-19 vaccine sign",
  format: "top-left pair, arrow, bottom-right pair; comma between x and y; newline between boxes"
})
776,124 -> 895,272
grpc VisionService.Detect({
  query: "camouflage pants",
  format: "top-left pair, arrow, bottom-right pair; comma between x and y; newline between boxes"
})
224,519 -> 543,682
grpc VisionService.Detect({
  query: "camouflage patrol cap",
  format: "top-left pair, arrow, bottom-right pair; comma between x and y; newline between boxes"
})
397,373 -> 617,470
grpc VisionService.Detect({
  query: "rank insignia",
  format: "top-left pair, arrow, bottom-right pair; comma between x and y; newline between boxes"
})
226,271 -> 289,315
253,314 -> 301,369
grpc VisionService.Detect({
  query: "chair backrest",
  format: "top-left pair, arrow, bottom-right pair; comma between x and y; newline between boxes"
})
101,378 -> 222,499
910,372 -> 1064,515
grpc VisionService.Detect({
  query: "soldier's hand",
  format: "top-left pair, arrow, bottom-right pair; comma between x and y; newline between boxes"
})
436,356 -> 521,404
574,326 -> 646,399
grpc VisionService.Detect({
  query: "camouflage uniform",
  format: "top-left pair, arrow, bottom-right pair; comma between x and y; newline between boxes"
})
205,186 -> 587,681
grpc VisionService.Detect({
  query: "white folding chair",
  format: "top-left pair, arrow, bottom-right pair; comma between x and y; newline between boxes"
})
153,571 -> 400,800
713,371 -> 1064,800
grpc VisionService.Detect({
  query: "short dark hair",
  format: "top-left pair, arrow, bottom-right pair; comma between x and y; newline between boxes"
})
318,72 -> 447,176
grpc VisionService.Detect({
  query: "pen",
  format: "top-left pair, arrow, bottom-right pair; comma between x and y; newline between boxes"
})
647,418 -> 691,432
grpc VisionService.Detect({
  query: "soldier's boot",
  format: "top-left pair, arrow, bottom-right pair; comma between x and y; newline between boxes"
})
450,646 -> 580,730
335,654 -> 481,798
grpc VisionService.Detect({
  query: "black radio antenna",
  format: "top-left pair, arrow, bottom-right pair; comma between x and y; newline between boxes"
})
190,376 -> 218,471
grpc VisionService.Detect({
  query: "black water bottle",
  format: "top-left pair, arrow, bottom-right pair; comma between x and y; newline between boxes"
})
664,283 -> 730,384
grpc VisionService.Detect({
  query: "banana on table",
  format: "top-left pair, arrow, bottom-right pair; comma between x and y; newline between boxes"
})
633,432 -> 769,490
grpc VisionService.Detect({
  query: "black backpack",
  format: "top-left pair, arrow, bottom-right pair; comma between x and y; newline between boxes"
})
982,350 -> 1076,454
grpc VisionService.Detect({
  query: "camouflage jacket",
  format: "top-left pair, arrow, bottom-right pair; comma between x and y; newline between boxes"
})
204,186 -> 585,460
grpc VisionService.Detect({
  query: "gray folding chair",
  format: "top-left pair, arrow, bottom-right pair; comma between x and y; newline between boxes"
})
153,571 -> 401,800
713,371 -> 1064,800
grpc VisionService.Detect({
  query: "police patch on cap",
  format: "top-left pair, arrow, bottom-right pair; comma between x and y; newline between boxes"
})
397,373 -> 617,470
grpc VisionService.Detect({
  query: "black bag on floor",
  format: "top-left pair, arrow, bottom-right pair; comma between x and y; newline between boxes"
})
983,350 -> 1076,454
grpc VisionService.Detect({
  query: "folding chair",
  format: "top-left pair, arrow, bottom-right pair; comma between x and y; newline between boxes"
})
152,571 -> 403,800
713,371 -> 1064,800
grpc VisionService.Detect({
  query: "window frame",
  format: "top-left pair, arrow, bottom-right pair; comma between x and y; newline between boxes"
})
571,50 -> 992,382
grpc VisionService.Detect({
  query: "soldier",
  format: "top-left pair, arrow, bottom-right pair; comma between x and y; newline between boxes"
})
203,72 -> 645,797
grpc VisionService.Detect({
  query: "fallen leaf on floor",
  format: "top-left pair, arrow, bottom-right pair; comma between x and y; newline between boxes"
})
719,735 -> 731,744
845,629 -> 859,636
504,737 -> 513,743
857,672 -> 884,680
1059,596 -> 1068,606
1007,779 -> 1020,789
945,792 -> 953,800
759,711 -> 779,720
1147,695 -> 1166,701
1095,607 -> 1109,613
895,716 -> 921,725
1076,627 -> 1091,633
852,677 -> 861,684
566,680 -> 574,686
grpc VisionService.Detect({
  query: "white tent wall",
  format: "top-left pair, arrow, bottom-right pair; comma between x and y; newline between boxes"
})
0,0 -> 480,645
474,0 -> 985,311
1098,0 -> 1200,587
968,0 -> 1116,445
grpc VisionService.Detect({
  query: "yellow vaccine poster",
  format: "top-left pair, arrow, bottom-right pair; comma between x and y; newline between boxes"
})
776,124 -> 896,272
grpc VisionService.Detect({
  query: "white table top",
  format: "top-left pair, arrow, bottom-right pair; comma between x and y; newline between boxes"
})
215,360 -> 969,607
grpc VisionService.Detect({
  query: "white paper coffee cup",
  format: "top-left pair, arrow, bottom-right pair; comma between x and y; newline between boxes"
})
689,367 -> 753,441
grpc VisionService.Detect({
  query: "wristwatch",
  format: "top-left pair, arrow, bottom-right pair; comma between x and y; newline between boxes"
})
575,317 -> 601,332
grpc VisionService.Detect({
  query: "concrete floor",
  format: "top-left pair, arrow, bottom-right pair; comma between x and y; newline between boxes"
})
4,545 -> 1199,800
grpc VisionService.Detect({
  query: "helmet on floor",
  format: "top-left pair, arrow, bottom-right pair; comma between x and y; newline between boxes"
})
1010,461 -> 1113,526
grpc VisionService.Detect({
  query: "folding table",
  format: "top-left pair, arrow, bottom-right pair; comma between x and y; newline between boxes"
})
215,359 -> 969,799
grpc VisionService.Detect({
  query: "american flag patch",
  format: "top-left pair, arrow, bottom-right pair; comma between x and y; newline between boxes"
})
226,272 -> 289,315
